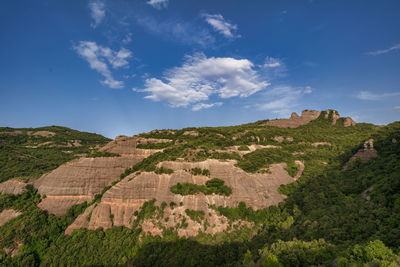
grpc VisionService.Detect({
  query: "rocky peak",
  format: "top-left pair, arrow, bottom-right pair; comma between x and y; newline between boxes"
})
266,109 -> 356,128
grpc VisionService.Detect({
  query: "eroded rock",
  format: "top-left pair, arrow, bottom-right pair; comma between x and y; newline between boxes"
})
343,139 -> 378,171
266,110 -> 321,128
34,157 -> 144,216
0,209 -> 21,227
0,179 -> 27,195
99,136 -> 165,156
312,142 -> 332,147
67,159 -> 304,236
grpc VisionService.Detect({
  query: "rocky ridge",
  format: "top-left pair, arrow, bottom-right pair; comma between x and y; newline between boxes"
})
266,109 -> 356,128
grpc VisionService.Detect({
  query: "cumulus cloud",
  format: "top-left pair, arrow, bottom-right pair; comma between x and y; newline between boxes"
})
203,13 -> 239,39
263,57 -> 282,68
136,16 -> 215,47
147,0 -> 168,9
73,41 -> 132,88
356,91 -> 400,100
366,43 -> 400,56
135,53 -> 270,108
257,86 -> 313,116
192,102 -> 222,111
89,0 -> 105,28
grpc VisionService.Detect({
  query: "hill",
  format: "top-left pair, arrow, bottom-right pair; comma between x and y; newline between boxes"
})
0,110 -> 399,266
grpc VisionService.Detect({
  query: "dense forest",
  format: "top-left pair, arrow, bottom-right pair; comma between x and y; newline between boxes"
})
1,113 -> 399,266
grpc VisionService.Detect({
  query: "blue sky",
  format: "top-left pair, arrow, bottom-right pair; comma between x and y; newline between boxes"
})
0,0 -> 399,138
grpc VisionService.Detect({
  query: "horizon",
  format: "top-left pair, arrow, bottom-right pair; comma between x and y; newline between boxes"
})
1,0 -> 399,138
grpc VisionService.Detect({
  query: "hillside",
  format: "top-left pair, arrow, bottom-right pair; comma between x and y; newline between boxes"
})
0,110 -> 399,266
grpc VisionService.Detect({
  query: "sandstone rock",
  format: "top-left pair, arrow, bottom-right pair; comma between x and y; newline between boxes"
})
312,142 -> 332,147
273,136 -> 284,143
344,117 -> 356,127
67,159 -> 304,235
0,179 -> 27,195
34,157 -> 144,216
266,110 -> 321,128
99,136 -> 165,156
324,110 -> 341,125
183,131 -> 199,136
343,139 -> 378,171
0,209 -> 21,227
31,131 -> 56,137
214,144 -> 280,156
0,130 -> 22,135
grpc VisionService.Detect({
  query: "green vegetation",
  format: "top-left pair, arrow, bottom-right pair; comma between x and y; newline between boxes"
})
87,151 -> 119,158
0,126 -> 110,183
1,114 -> 400,266
237,145 -> 250,151
136,142 -> 172,149
190,167 -> 210,176
185,209 -> 205,223
170,178 -> 232,196
154,167 -> 174,174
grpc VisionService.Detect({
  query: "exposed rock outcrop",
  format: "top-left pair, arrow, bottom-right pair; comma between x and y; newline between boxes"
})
266,109 -> 356,128
99,136 -> 166,156
266,110 -> 321,128
312,142 -> 332,147
214,144 -> 281,156
30,131 -> 56,137
344,117 -> 356,127
273,136 -> 294,143
33,157 -> 144,216
343,139 -> 378,171
66,159 -> 304,236
0,179 -> 27,195
183,131 -> 199,136
0,209 -> 21,227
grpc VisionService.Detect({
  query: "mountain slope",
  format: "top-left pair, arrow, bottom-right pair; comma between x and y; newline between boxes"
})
0,110 -> 399,266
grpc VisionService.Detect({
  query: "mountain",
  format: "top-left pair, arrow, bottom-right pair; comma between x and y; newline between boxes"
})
0,110 -> 399,266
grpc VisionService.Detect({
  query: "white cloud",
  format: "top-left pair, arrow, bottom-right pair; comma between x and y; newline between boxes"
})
122,33 -> 133,44
147,0 -> 168,9
73,41 -> 132,89
303,86 -> 313,94
136,16 -> 215,47
203,13 -> 239,39
366,43 -> 400,56
136,53 -> 270,108
257,86 -> 312,116
394,106 -> 400,110
89,0 -> 105,28
264,57 -> 282,68
192,102 -> 223,111
356,91 -> 400,100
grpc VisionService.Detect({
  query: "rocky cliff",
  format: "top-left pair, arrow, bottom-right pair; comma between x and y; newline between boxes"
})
66,159 -> 304,236
266,109 -> 355,128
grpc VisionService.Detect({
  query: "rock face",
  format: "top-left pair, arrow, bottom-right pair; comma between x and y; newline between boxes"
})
0,209 -> 21,227
99,136 -> 167,156
33,157 -> 144,216
214,144 -> 281,156
312,142 -> 332,147
66,159 -> 304,236
266,110 -> 321,128
33,135 -> 169,216
324,110 -> 341,125
343,139 -> 378,170
0,179 -> 27,195
344,117 -> 356,127
266,110 -> 356,128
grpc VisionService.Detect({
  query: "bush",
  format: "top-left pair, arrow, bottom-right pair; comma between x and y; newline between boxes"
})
170,178 -> 232,196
